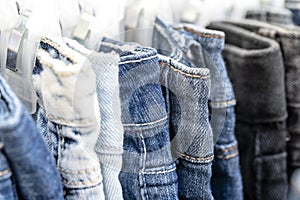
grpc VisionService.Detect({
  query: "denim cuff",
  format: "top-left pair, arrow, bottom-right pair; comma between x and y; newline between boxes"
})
158,55 -> 213,161
174,24 -> 225,52
173,23 -> 236,105
99,37 -> 167,125
208,22 -> 287,123
222,20 -> 300,106
153,18 -> 235,105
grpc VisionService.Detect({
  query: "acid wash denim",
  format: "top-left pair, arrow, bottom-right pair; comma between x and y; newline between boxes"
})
63,37 -> 124,200
217,20 -> 300,181
0,75 -> 63,199
208,21 -> 288,200
153,18 -> 242,200
98,38 -> 178,200
33,37 -> 105,199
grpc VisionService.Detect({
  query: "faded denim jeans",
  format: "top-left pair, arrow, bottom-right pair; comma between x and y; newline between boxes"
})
0,74 -> 63,200
33,37 -> 104,199
153,18 -> 242,200
63,38 -> 124,200
208,21 -> 288,200
158,54 -> 213,200
99,38 -> 178,200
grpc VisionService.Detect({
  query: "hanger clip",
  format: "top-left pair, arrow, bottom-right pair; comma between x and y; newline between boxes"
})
72,13 -> 95,44
6,9 -> 31,71
3,9 -> 38,114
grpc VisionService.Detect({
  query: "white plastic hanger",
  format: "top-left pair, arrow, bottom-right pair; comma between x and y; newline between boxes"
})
125,0 -> 174,46
0,0 -> 61,113
60,0 -> 125,50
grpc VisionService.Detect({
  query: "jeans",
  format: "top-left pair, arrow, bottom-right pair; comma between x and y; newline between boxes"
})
33,37 -> 104,199
158,54 -> 213,200
0,75 -> 64,200
219,19 -> 300,182
64,38 -> 124,200
98,38 -> 178,200
153,18 -> 242,200
208,21 -> 288,200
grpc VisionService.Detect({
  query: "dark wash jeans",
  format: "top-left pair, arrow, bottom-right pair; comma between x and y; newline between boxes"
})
153,18 -> 242,200
208,22 -> 288,200
98,38 -> 178,200
0,75 -> 63,200
245,8 -> 294,25
219,20 -> 300,181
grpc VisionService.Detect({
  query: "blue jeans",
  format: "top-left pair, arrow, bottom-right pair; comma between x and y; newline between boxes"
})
153,18 -> 243,200
64,38 -> 124,200
33,37 -> 105,199
158,55 -> 213,200
98,38 -> 178,200
0,75 -> 63,199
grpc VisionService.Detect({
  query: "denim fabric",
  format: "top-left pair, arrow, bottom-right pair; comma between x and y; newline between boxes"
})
98,38 -> 178,200
217,20 -> 300,181
158,54 -> 213,200
0,75 -> 63,200
153,18 -> 242,200
211,106 -> 243,200
286,0 -> 300,25
63,38 -> 124,200
0,142 -> 17,200
245,8 -> 293,25
33,37 -> 104,200
208,21 -> 288,200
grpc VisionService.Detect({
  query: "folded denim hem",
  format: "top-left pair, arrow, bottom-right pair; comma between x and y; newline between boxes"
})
177,152 -> 214,164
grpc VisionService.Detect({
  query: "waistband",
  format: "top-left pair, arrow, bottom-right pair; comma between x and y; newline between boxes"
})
208,22 -> 287,123
154,18 -> 235,105
99,37 -> 167,125
174,23 -> 225,52
34,37 -> 100,127
158,54 -> 210,79
100,37 -> 157,64
208,21 -> 281,58
221,20 -> 300,39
